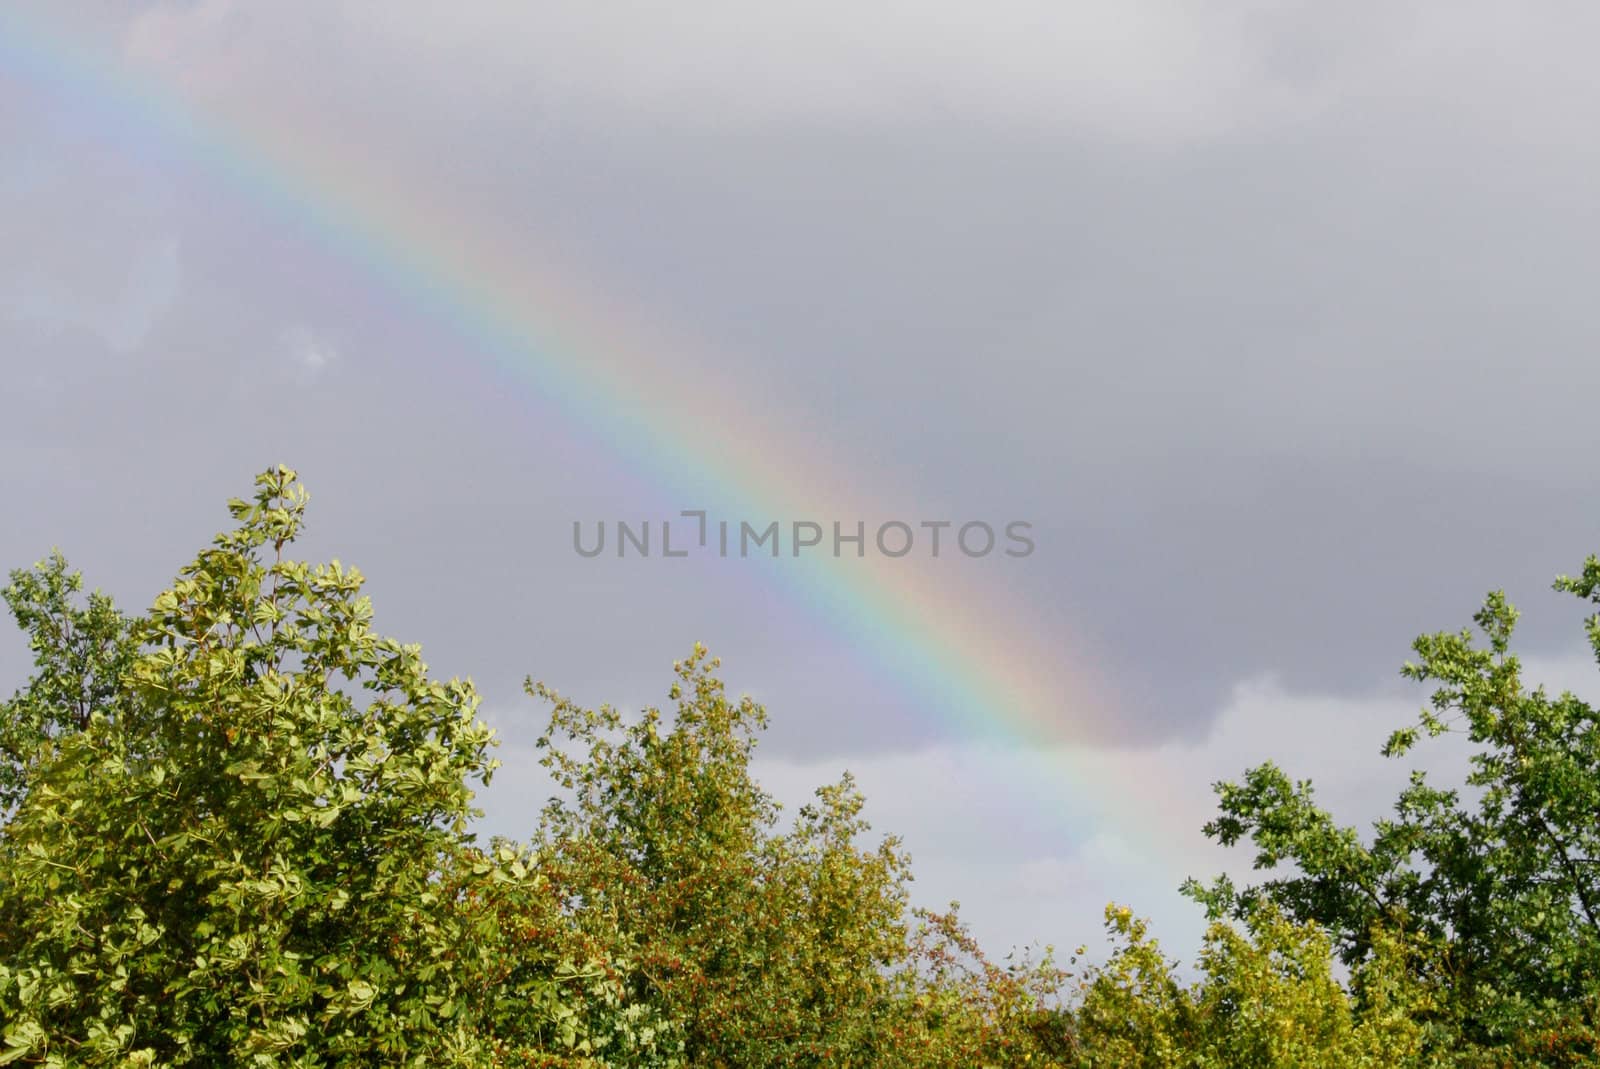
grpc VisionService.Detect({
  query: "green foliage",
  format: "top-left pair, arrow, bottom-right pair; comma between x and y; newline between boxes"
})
443,842 -> 683,1068
530,648 -> 916,1068
0,468 -> 594,1066
1073,904 -> 1434,1069
530,656 -> 1081,1069
881,906 -> 1076,1069
0,551 -> 137,814
0,467 -> 1077,1067
1185,560 -> 1600,1062
7,466 -> 1600,1066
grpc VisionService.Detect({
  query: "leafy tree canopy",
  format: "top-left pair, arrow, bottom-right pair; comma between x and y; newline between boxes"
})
0,550 -> 136,814
0,468 -> 639,1066
1186,564 -> 1600,1058
6,464 -> 1600,1066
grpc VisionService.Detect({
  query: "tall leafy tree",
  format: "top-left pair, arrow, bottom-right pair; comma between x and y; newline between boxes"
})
0,468 -> 544,1065
1185,560 -> 1600,1057
530,647 -> 916,1068
0,550 -> 136,814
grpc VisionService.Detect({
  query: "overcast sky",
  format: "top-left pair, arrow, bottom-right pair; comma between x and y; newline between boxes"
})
5,0 -> 1600,960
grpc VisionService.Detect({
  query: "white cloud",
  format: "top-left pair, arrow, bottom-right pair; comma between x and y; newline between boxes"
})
279,326 -> 338,382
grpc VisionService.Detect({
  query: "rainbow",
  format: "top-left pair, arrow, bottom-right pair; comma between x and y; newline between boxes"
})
0,9 -> 1150,852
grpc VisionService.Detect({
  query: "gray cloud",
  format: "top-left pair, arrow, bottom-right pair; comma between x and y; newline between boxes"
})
9,1 -> 1600,745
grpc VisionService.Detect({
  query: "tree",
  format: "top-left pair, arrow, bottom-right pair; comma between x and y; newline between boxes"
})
0,467 -> 588,1066
529,646 -> 916,1068
444,839 -> 684,1068
1184,559 -> 1600,1060
0,550 -> 136,814
1072,904 -> 1432,1069
880,906 -> 1075,1069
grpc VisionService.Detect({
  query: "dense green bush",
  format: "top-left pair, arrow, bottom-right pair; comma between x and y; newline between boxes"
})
1073,905 -> 1435,1068
0,470 -> 640,1066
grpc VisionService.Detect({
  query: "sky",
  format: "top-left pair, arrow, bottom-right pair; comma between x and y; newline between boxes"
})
4,0 -> 1600,961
